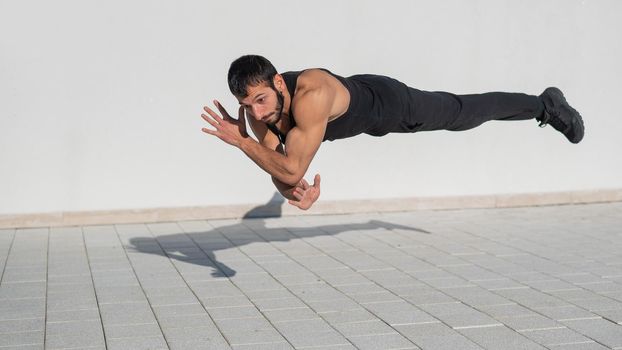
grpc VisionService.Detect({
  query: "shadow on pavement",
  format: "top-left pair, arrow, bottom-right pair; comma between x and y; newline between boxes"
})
128,193 -> 428,277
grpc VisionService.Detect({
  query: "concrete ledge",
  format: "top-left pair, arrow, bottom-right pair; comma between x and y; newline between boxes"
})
1,188 -> 621,229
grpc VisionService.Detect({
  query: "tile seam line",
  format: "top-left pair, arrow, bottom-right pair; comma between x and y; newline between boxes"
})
0,228 -> 17,289
80,226 -> 109,350
43,227 -> 50,349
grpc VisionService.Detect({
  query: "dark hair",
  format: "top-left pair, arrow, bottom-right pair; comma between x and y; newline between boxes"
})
227,55 -> 278,97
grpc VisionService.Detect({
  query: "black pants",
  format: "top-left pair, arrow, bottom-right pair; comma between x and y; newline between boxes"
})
412,89 -> 544,132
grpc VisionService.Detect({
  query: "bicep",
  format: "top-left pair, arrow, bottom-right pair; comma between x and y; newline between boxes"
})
283,87 -> 333,176
283,123 -> 326,176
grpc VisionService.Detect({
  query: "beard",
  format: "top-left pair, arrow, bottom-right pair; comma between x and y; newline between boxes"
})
266,88 -> 285,126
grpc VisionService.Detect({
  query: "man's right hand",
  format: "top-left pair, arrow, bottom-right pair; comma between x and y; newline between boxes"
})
288,174 -> 321,210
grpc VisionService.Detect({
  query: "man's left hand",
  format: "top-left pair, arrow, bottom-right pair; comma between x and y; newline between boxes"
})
288,174 -> 321,210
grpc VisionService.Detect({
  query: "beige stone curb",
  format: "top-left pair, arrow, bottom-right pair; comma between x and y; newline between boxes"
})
1,189 -> 621,229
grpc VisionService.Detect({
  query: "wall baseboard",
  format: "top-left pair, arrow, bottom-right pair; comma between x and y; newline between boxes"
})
1,189 -> 621,229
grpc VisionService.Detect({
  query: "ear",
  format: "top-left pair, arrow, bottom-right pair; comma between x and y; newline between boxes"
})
273,74 -> 284,91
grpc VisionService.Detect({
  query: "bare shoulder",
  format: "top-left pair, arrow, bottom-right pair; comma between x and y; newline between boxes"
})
296,69 -> 340,92
293,69 -> 349,123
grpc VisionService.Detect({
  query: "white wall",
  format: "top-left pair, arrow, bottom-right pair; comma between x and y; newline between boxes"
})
1,0 -> 621,215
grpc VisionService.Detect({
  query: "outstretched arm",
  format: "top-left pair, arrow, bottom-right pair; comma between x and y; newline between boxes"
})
201,96 -> 325,186
200,101 -> 324,209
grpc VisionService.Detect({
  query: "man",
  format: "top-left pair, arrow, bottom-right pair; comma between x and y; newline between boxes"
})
201,55 -> 584,210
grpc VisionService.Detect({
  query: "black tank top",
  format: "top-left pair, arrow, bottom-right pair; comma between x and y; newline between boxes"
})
277,69 -> 420,142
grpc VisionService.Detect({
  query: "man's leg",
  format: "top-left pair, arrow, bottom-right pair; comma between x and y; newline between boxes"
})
408,87 -> 583,143
426,91 -> 543,131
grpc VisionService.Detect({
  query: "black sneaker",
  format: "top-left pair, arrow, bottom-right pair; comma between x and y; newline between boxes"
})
538,87 -> 584,144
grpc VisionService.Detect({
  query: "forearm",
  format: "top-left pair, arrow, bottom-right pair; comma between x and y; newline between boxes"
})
239,137 -> 300,185
272,177 -> 297,200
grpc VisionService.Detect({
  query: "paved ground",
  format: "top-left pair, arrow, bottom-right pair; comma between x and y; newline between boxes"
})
1,202 -> 622,350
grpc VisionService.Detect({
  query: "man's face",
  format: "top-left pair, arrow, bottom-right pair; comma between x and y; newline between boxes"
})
237,82 -> 283,125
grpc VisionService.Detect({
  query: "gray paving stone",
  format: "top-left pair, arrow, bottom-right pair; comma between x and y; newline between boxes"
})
46,294 -> 98,312
363,267 -> 422,288
596,308 -> 622,324
231,342 -> 293,350
347,333 -> 418,350
562,318 -> 622,348
46,282 -> 93,295
45,331 -> 105,349
547,341 -> 611,349
252,297 -> 306,311
457,325 -> 548,350
47,273 -> 94,285
242,288 -> 297,301
0,331 -> 44,347
103,322 -> 163,339
207,305 -> 263,320
422,276 -> 475,289
418,302 -> 501,329
0,298 -> 46,320
559,273 -> 608,285
263,307 -> 319,322
288,283 -> 346,302
222,328 -> 286,346
570,296 -> 622,311
306,297 -> 362,313
0,318 -> 44,333
1,270 -> 46,283
349,291 -> 402,304
475,303 -> 534,318
520,327 -> 593,346
497,314 -> 563,331
168,338 -> 231,350
442,286 -> 512,307
106,336 -> 169,350
0,282 -> 46,299
319,308 -> 379,324
157,313 -> 216,329
283,330 -> 351,348
535,305 -> 600,321
161,325 -> 226,344
0,345 -> 45,350
547,288 -> 602,301
473,278 -> 530,290
335,282 -> 386,295
363,301 -> 438,326
216,317 -> 274,333
200,295 -> 254,309
581,281 -> 622,293
401,287 -> 456,306
45,319 -> 103,338
95,285 -> 148,304
146,291 -> 199,306
495,288 -> 571,309
525,279 -> 583,292
321,272 -> 375,287
411,334 -> 483,350
99,302 -> 157,326
333,320 -> 397,337
46,308 -> 100,322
